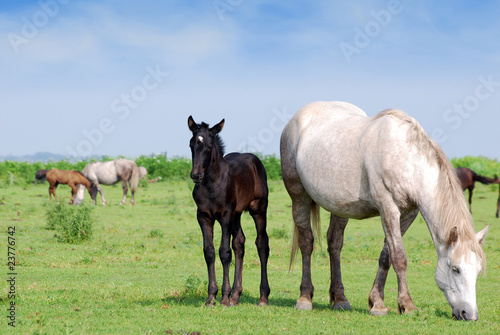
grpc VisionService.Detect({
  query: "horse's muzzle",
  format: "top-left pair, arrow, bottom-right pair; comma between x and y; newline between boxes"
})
452,304 -> 478,321
191,172 -> 203,183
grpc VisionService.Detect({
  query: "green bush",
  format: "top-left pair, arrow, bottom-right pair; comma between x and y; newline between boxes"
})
46,203 -> 96,243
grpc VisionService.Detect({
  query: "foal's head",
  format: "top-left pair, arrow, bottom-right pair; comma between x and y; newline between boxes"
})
187,115 -> 225,183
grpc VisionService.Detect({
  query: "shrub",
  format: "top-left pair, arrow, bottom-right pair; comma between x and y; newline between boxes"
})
46,203 -> 96,243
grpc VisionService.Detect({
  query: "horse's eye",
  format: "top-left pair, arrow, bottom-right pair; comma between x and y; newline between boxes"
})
452,266 -> 460,274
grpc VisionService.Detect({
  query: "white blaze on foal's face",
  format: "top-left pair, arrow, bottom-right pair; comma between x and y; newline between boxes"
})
198,136 -> 204,143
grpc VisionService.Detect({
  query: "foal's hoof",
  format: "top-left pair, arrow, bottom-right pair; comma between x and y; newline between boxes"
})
370,307 -> 388,316
204,298 -> 217,307
333,301 -> 351,311
295,297 -> 313,310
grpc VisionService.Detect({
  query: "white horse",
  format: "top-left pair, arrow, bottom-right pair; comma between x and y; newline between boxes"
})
75,159 -> 139,205
280,101 -> 488,320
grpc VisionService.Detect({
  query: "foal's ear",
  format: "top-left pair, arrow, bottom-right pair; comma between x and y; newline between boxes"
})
210,119 -> 225,134
188,115 -> 199,132
476,225 -> 489,245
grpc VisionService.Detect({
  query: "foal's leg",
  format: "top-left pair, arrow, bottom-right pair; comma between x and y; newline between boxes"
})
370,208 -> 418,315
229,212 -> 245,306
69,183 -> 77,204
219,213 -> 234,306
249,198 -> 270,307
197,210 -> 218,305
327,214 -> 351,310
94,181 -> 106,205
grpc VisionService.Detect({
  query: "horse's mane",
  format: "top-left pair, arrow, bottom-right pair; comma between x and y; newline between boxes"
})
374,109 -> 485,266
74,170 -> 93,184
200,122 -> 225,156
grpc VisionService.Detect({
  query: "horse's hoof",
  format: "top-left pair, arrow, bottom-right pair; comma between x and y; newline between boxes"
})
204,299 -> 217,307
333,301 -> 351,311
258,298 -> 269,307
370,307 -> 388,316
295,297 -> 313,310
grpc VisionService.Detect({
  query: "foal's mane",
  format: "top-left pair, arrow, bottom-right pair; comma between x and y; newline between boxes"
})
374,109 -> 485,266
199,122 -> 226,156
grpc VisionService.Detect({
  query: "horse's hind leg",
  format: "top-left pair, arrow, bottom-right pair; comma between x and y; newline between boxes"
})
290,193 -> 315,310
120,180 -> 128,205
369,209 -> 418,316
327,214 -> 351,310
229,212 -> 245,306
468,186 -> 474,213
249,198 -> 270,307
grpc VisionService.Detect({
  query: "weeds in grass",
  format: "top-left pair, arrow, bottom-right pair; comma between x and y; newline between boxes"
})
46,203 -> 96,243
149,229 -> 164,238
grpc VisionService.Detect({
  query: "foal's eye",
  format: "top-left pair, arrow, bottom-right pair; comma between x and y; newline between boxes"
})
452,266 -> 460,274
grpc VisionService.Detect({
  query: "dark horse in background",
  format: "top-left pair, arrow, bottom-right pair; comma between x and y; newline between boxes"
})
46,169 -> 97,204
455,167 -> 498,213
188,116 -> 270,307
35,169 -> 49,185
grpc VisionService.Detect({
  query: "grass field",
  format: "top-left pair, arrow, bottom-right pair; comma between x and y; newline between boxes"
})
1,179 -> 499,334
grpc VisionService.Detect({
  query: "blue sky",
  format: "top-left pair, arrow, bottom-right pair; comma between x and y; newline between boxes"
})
1,0 -> 499,159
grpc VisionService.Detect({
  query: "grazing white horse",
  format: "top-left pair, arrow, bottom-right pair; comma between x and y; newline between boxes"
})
75,159 -> 139,205
280,101 -> 488,320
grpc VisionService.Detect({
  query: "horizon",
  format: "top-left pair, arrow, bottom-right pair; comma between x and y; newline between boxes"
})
1,1 -> 499,159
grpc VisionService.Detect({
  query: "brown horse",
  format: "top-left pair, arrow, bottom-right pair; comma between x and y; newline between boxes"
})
455,167 -> 498,213
188,116 -> 270,307
46,169 -> 97,204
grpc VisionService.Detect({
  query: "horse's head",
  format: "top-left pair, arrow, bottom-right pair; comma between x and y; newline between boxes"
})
187,115 -> 225,183
89,183 -> 98,201
435,225 -> 488,321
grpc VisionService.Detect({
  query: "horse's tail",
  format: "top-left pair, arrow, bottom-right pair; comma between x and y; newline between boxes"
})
289,201 -> 321,271
472,171 -> 495,185
130,162 -> 139,194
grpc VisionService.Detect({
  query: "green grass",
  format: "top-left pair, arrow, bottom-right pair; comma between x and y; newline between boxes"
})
0,180 -> 499,334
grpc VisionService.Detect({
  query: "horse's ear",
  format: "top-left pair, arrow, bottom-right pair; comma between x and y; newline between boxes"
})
211,119 -> 225,134
188,115 -> 199,132
476,225 -> 489,245
449,226 -> 459,247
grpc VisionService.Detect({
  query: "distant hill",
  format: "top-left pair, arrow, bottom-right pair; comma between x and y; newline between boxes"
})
0,152 -> 75,162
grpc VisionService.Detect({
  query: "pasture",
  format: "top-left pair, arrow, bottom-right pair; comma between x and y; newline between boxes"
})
1,178 -> 499,334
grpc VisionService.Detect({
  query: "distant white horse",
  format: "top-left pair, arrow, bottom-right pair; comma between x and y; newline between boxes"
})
76,159 -> 139,205
138,166 -> 148,179
280,101 -> 488,320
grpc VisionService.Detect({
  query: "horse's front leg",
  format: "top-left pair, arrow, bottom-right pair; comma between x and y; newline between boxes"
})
369,210 -> 418,316
94,182 -> 106,205
230,212 -> 245,306
120,179 -> 128,205
197,210 -> 218,306
219,214 -> 233,306
327,214 -> 350,310
378,207 -> 417,315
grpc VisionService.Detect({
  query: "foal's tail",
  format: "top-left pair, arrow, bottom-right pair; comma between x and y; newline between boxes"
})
289,201 -> 322,270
